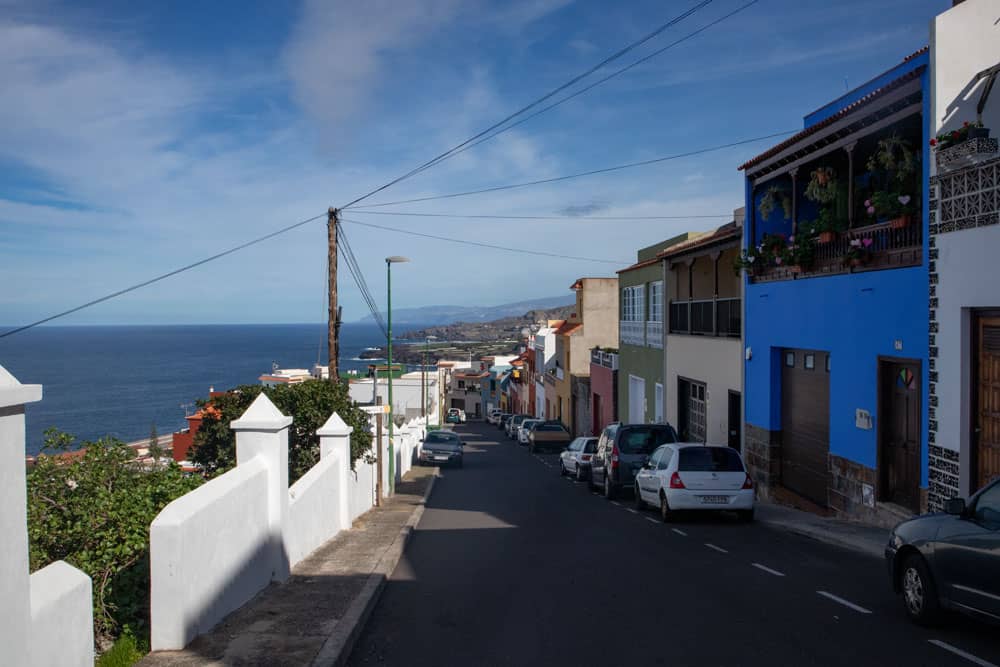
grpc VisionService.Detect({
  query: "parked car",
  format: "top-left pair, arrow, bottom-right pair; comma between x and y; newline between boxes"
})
590,422 -> 679,499
559,437 -> 598,481
506,414 -> 529,439
446,408 -> 466,424
487,408 -> 502,425
419,430 -> 464,468
497,413 -> 513,431
885,478 -> 1000,625
518,419 -> 542,445
528,420 -> 572,453
633,444 -> 754,522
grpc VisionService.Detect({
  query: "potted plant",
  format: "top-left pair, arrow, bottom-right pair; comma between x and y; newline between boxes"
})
930,121 -> 988,149
866,191 -> 917,229
805,167 -> 838,205
758,185 -> 792,222
811,209 -> 847,243
843,237 -> 874,269
785,233 -> 815,273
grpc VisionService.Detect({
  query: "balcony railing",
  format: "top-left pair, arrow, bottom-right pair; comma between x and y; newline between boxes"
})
591,349 -> 619,370
646,321 -> 663,348
620,320 -> 645,346
669,298 -> 741,337
751,219 -> 922,283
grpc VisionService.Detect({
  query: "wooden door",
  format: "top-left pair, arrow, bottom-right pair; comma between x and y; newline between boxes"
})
976,317 -> 1000,491
781,349 -> 830,505
879,360 -> 921,511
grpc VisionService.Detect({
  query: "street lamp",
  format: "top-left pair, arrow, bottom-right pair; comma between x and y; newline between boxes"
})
386,255 -> 409,495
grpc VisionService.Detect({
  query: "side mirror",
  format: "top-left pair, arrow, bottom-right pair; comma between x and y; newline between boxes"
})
944,497 -> 966,516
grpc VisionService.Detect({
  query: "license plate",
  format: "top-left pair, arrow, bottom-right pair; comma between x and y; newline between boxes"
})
699,495 -> 729,504
434,455 -> 450,461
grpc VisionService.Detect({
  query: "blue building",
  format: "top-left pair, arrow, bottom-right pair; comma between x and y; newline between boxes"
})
739,50 -> 930,525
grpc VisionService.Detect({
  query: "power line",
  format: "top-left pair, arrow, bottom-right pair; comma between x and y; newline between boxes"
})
338,1 -> 714,210
340,217 -> 629,265
348,210 -> 733,221
440,0 -> 760,163
337,222 -> 387,336
352,130 -> 796,210
0,212 -> 326,339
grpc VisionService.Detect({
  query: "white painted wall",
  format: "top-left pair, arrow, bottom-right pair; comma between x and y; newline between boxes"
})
665,336 -> 742,444
930,0 -> 1000,493
348,377 -> 439,419
29,561 -> 95,667
0,365 -> 93,667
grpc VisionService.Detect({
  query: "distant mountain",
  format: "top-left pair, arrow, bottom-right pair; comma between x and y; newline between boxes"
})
357,295 -> 575,326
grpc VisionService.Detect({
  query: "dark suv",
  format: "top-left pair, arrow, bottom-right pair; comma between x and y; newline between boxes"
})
590,423 -> 679,499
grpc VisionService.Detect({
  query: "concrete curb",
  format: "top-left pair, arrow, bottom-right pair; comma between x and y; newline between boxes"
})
757,515 -> 886,560
311,469 -> 440,667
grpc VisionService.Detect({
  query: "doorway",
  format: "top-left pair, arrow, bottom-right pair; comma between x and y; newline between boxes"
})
975,315 -> 1000,491
879,359 -> 921,511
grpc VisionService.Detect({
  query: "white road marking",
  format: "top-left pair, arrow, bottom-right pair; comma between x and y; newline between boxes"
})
611,501 -> 623,507
672,528 -> 687,536
752,563 -> 785,577
928,640 -> 998,667
591,492 -> 601,496
705,543 -> 728,554
645,517 -> 659,524
816,591 -> 871,614
626,508 -> 639,514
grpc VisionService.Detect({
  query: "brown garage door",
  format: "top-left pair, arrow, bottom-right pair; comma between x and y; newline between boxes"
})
781,349 -> 830,505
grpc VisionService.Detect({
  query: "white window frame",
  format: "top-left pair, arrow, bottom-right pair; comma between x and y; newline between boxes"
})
654,383 -> 664,423
649,281 -> 663,323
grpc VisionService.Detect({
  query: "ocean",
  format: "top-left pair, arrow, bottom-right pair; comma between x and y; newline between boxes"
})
0,323 -> 427,455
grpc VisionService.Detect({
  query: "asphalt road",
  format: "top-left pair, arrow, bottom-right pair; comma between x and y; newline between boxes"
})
348,422 -> 1000,667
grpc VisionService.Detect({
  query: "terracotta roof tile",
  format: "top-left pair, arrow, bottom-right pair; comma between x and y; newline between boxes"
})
657,223 -> 741,259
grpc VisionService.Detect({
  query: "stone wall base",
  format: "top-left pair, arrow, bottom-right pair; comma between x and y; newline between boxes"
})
745,424 -> 781,501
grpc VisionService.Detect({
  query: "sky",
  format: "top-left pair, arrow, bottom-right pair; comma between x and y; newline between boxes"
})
0,0 -> 948,326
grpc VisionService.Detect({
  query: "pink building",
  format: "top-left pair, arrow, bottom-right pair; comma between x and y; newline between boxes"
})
589,347 -> 618,435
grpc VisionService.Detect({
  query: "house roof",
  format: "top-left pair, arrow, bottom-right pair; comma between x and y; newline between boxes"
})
738,66 -> 924,172
658,222 -> 741,259
555,322 -> 583,336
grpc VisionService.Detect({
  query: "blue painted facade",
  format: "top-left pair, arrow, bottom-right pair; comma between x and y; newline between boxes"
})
743,53 -> 931,518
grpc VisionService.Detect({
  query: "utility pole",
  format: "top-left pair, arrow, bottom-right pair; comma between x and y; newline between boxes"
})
327,208 -> 339,383
375,396 -> 383,506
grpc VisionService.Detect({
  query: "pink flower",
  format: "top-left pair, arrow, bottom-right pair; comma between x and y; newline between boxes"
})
850,239 -> 862,248
775,257 -> 783,265
867,206 -> 876,215
864,199 -> 871,207
862,238 -> 873,248
789,235 -> 796,243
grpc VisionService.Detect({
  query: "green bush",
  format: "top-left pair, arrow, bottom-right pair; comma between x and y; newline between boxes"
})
95,630 -> 145,667
26,429 -> 202,649
190,380 -> 373,483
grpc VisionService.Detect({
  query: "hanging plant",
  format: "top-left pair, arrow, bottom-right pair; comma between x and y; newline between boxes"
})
758,185 -> 792,221
804,167 -> 838,204
866,133 -> 918,185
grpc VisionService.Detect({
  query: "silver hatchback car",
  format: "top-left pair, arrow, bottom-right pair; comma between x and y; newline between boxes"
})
559,437 -> 598,481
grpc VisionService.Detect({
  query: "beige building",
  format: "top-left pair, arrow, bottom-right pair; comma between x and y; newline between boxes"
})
545,278 -> 619,435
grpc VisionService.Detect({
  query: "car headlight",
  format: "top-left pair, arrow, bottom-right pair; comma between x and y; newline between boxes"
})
888,532 -> 903,549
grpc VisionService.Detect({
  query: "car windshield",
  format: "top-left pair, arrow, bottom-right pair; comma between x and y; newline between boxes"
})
424,437 -> 461,451
536,423 -> 566,432
678,447 -> 745,472
583,439 -> 597,453
617,426 -> 677,454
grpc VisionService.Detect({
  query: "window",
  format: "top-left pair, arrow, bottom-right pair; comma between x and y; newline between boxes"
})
617,425 -> 678,454
785,351 -> 795,367
973,484 -> 1000,529
649,281 -> 663,322
583,438 -> 598,453
805,354 -> 816,370
458,380 -> 465,389
678,447 -> 745,472
657,447 -> 673,470
648,449 -> 662,469
622,285 -> 646,322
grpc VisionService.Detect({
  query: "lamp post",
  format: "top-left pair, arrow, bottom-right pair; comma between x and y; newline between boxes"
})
386,255 -> 409,495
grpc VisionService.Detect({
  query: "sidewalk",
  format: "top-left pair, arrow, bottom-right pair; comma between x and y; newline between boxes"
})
756,501 -> 890,559
139,465 -> 438,667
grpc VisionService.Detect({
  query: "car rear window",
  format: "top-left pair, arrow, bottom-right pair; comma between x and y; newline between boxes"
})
678,448 -> 744,472
617,426 -> 677,454
583,439 -> 597,453
536,423 -> 567,432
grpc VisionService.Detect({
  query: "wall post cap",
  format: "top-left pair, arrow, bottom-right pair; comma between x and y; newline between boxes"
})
317,412 -> 354,437
0,364 -> 42,408
231,393 -> 292,431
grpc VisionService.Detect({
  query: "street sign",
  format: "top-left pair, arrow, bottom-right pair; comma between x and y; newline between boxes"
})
360,405 -> 390,415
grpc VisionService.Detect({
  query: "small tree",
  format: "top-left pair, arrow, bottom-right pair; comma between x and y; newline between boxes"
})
26,429 -> 202,648
190,380 -> 373,482
148,422 -> 164,464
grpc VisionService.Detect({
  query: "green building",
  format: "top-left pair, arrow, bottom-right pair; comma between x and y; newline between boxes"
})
616,235 -> 694,426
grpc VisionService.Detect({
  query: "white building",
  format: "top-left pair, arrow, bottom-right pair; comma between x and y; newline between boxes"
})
533,324 -> 558,418
348,372 -> 440,421
927,0 -> 1000,503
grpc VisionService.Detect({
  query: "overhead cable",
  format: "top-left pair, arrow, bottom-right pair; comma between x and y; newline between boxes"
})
0,212 -> 326,339
348,210 -> 733,221
352,131 -> 796,210
340,217 -> 630,265
338,1 -> 714,210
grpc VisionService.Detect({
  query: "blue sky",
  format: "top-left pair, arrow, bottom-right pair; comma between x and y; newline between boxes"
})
0,0 -> 947,326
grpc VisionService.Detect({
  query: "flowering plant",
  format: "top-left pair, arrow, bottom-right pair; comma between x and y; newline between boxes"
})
865,191 -> 916,220
930,121 -> 984,149
844,237 -> 874,267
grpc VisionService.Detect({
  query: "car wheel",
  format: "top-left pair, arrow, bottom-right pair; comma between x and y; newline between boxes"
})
738,509 -> 755,523
634,484 -> 645,510
901,554 -> 940,626
604,474 -> 616,500
576,465 -> 586,482
660,493 -> 674,522
559,460 -> 567,476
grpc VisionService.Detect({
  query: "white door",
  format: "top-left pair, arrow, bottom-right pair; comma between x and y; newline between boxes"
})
628,375 -> 645,424
655,383 -> 664,423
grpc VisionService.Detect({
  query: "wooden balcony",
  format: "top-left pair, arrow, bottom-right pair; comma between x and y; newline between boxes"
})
750,220 -> 922,283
